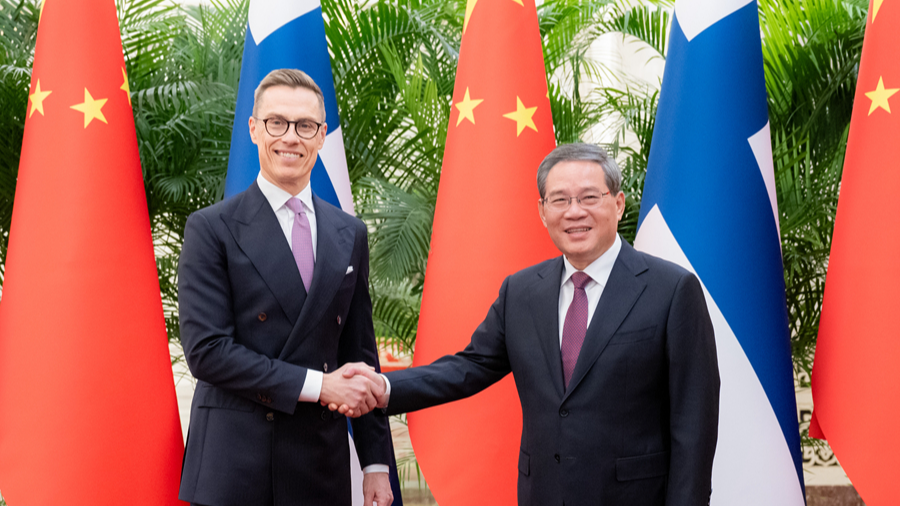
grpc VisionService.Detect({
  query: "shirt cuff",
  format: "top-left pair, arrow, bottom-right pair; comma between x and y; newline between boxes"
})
298,370 -> 323,402
381,373 -> 391,403
363,464 -> 389,474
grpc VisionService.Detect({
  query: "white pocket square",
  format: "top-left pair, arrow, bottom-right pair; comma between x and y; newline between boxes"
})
345,266 -> 354,275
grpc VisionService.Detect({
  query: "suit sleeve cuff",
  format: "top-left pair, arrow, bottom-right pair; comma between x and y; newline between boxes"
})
298,370 -> 323,402
362,464 -> 389,474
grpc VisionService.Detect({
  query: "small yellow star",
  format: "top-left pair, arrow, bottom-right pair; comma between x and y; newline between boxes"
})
28,79 -> 52,118
873,0 -> 884,22
502,96 -> 538,136
865,76 -> 899,115
463,0 -> 477,34
70,88 -> 108,128
455,87 -> 484,126
40,0 -> 45,21
511,0 -> 523,5
121,68 -> 132,107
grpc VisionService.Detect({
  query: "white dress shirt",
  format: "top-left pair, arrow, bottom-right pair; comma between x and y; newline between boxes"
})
557,234 -> 622,345
257,175 -> 387,474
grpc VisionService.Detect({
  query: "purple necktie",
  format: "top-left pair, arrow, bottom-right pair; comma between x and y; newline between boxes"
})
285,198 -> 315,292
561,271 -> 592,389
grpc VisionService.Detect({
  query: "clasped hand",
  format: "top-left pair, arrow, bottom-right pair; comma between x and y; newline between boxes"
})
319,363 -> 387,417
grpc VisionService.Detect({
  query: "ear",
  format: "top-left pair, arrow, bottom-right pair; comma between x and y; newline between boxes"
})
538,198 -> 548,228
615,191 -> 626,221
315,122 -> 328,149
249,116 -> 260,146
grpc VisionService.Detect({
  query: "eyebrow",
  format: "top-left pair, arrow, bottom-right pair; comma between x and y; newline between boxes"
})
547,186 -> 603,196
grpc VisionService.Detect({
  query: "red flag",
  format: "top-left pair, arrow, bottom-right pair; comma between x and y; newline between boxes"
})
810,0 -> 900,503
408,0 -> 557,503
0,2 -> 185,505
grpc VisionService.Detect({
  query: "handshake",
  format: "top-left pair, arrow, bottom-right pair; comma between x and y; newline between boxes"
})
319,363 -> 389,417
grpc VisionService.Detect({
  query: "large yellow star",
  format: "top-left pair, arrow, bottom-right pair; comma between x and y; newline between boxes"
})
463,0 -> 477,34
70,88 -> 108,128
502,96 -> 538,136
865,76 -> 899,115
873,0 -> 884,22
121,68 -> 132,107
455,87 -> 484,126
28,79 -> 52,118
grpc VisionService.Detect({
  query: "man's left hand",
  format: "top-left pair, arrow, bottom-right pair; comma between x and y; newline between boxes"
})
362,472 -> 393,506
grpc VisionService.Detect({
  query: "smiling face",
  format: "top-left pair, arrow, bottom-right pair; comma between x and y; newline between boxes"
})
539,160 -> 626,270
249,85 -> 327,195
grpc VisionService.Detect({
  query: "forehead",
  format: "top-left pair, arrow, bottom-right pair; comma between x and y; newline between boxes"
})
545,160 -> 608,193
257,85 -> 320,117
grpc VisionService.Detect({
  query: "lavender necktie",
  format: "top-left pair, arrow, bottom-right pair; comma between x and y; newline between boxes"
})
561,271 -> 592,389
285,198 -> 315,292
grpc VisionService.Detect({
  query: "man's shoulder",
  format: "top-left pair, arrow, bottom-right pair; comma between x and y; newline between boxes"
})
314,196 -> 366,232
502,257 -> 562,290
190,185 -> 256,222
623,242 -> 697,286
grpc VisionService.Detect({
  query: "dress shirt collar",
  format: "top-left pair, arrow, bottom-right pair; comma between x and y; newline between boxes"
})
561,234 -> 622,288
257,173 -> 315,216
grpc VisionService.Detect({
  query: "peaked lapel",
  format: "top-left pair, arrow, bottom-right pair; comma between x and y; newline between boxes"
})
221,182 -> 306,323
563,241 -> 648,402
528,257 -> 566,399
279,194 -> 353,358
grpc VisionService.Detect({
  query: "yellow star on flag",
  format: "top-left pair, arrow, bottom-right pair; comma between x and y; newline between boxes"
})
865,76 -> 899,115
502,96 -> 538,136
873,0 -> 884,22
455,87 -> 484,126
28,79 -> 52,118
70,88 -> 108,128
121,68 -> 132,107
511,0 -> 523,6
463,0 -> 477,34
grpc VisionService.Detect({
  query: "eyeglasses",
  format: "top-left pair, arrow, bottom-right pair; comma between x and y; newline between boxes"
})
255,117 -> 324,139
540,192 -> 611,212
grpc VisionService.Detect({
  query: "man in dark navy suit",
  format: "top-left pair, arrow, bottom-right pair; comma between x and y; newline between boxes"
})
177,69 -> 392,506
339,143 -> 720,506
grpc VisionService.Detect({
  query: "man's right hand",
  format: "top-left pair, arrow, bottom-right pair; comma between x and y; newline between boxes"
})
319,362 -> 380,417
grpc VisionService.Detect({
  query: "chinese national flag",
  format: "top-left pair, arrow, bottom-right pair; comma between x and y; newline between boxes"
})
408,0 -> 558,503
0,1 -> 185,505
809,0 -> 900,503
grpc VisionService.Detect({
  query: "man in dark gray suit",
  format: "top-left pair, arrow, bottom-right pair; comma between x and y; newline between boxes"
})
337,143 -> 720,506
177,69 -> 392,506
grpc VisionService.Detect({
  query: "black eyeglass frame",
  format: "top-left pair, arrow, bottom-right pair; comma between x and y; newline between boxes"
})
254,116 -> 324,139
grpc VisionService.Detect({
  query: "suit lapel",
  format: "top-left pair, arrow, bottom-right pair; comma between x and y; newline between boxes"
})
222,182 -> 306,323
563,241 -> 648,402
528,257 -> 566,399
279,194 -> 353,357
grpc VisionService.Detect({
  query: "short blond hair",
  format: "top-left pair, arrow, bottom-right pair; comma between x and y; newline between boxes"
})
252,68 -> 326,120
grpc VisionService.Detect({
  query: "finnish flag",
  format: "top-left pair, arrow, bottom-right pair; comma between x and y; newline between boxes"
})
224,0 -> 353,213
634,1 -> 805,504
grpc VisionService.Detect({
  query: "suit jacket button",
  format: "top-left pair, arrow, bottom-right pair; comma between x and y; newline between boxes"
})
323,363 -> 328,372
258,312 -> 267,322
266,412 -> 274,422
337,315 -> 341,325
559,409 -> 569,417
554,454 -> 560,463
321,410 -> 329,420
